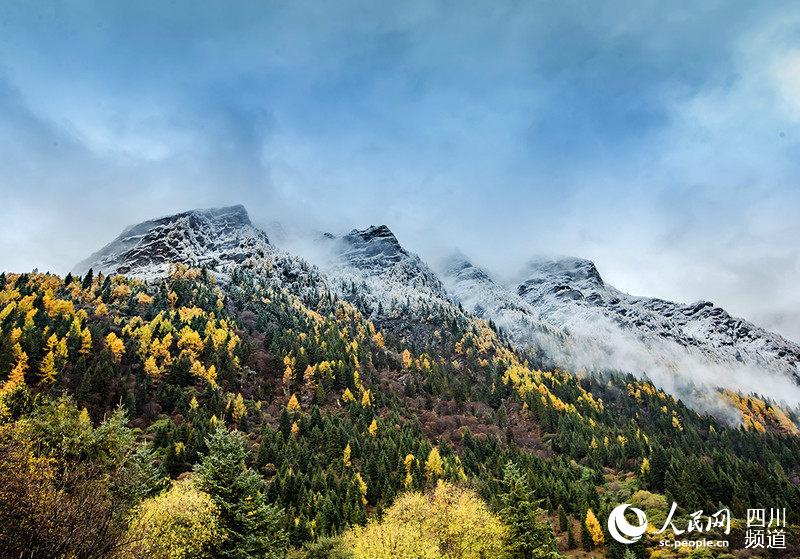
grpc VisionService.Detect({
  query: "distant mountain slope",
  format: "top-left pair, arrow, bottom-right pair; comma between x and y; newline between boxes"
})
73,205 -> 332,304
441,253 -> 800,396
517,257 -> 800,379
306,225 -> 470,347
320,225 -> 450,306
438,254 -> 569,361
74,205 -> 800,403
73,205 -> 272,279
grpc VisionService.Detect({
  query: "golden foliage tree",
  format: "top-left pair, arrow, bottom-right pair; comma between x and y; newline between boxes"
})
343,481 -> 508,559
425,447 -> 443,480
404,453 -> 415,489
79,327 -> 93,355
123,478 -> 220,559
361,389 -> 372,407
585,508 -> 604,547
231,393 -> 246,422
39,351 -> 58,383
343,443 -> 352,468
401,349 -> 412,369
105,332 -> 125,362
287,393 -> 301,413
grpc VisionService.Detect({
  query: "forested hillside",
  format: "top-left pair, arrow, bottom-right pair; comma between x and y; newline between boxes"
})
1,267 -> 799,558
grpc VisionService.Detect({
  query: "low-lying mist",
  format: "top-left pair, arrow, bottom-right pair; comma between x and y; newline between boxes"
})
259,217 -> 800,425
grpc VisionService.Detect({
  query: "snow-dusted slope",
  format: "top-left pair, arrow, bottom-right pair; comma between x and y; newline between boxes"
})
441,253 -> 800,396
74,205 -> 800,402
73,205 -> 273,279
73,205 -> 332,303
439,254 -> 572,359
314,225 -> 454,314
281,224 -> 475,346
516,257 -> 800,379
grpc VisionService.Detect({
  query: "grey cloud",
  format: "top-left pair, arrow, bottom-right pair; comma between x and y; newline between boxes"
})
1,1 -> 799,345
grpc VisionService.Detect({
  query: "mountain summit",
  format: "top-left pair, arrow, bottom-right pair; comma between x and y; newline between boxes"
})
73,205 -> 272,279
339,225 -> 410,271
75,206 -> 800,401
314,224 -> 454,328
442,253 -> 800,390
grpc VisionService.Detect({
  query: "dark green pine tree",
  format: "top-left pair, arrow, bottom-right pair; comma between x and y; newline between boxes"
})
566,523 -> 577,549
81,268 -> 93,290
581,509 -> 593,551
499,462 -> 561,559
194,427 -> 288,559
557,504 -> 568,531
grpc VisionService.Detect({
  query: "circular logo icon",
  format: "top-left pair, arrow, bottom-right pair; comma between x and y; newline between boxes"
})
608,504 -> 648,544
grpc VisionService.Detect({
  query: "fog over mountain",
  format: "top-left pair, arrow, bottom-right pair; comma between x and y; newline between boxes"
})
4,5 -> 800,556
2,1 -> 800,344
73,205 -> 800,413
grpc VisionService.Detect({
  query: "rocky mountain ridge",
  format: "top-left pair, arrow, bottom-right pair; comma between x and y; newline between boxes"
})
75,205 -> 800,401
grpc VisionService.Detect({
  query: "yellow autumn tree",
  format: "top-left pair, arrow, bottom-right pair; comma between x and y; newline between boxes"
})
404,453 -> 415,489
177,326 -> 204,356
39,351 -> 57,383
123,478 -> 220,559
368,419 -> 378,437
354,472 -> 368,506
105,332 -> 125,362
401,349 -> 412,369
343,481 -> 508,559
585,508 -> 604,547
287,393 -> 301,412
231,393 -> 246,422
0,344 -> 28,416
425,447 -> 443,480
190,361 -> 217,386
111,283 -> 132,301
144,356 -> 160,378
343,443 -> 352,467
79,327 -> 92,355
361,389 -> 372,407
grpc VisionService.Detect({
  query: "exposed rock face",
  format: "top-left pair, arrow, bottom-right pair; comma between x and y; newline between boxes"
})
442,254 -> 800,386
75,205 -> 800,402
73,205 -> 272,279
333,225 -> 449,300
308,225 -> 462,345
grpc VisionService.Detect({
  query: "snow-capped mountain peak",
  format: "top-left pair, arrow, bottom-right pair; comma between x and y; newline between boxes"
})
317,224 -> 451,312
74,206 -> 800,405
339,225 -> 410,271
518,256 -> 604,295
443,251 -> 800,398
73,204 -> 273,279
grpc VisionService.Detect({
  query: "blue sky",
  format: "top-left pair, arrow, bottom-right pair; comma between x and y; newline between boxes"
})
1,1 -> 800,341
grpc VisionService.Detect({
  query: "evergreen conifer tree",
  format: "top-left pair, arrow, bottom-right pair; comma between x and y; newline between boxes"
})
194,427 -> 287,559
499,462 -> 560,559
